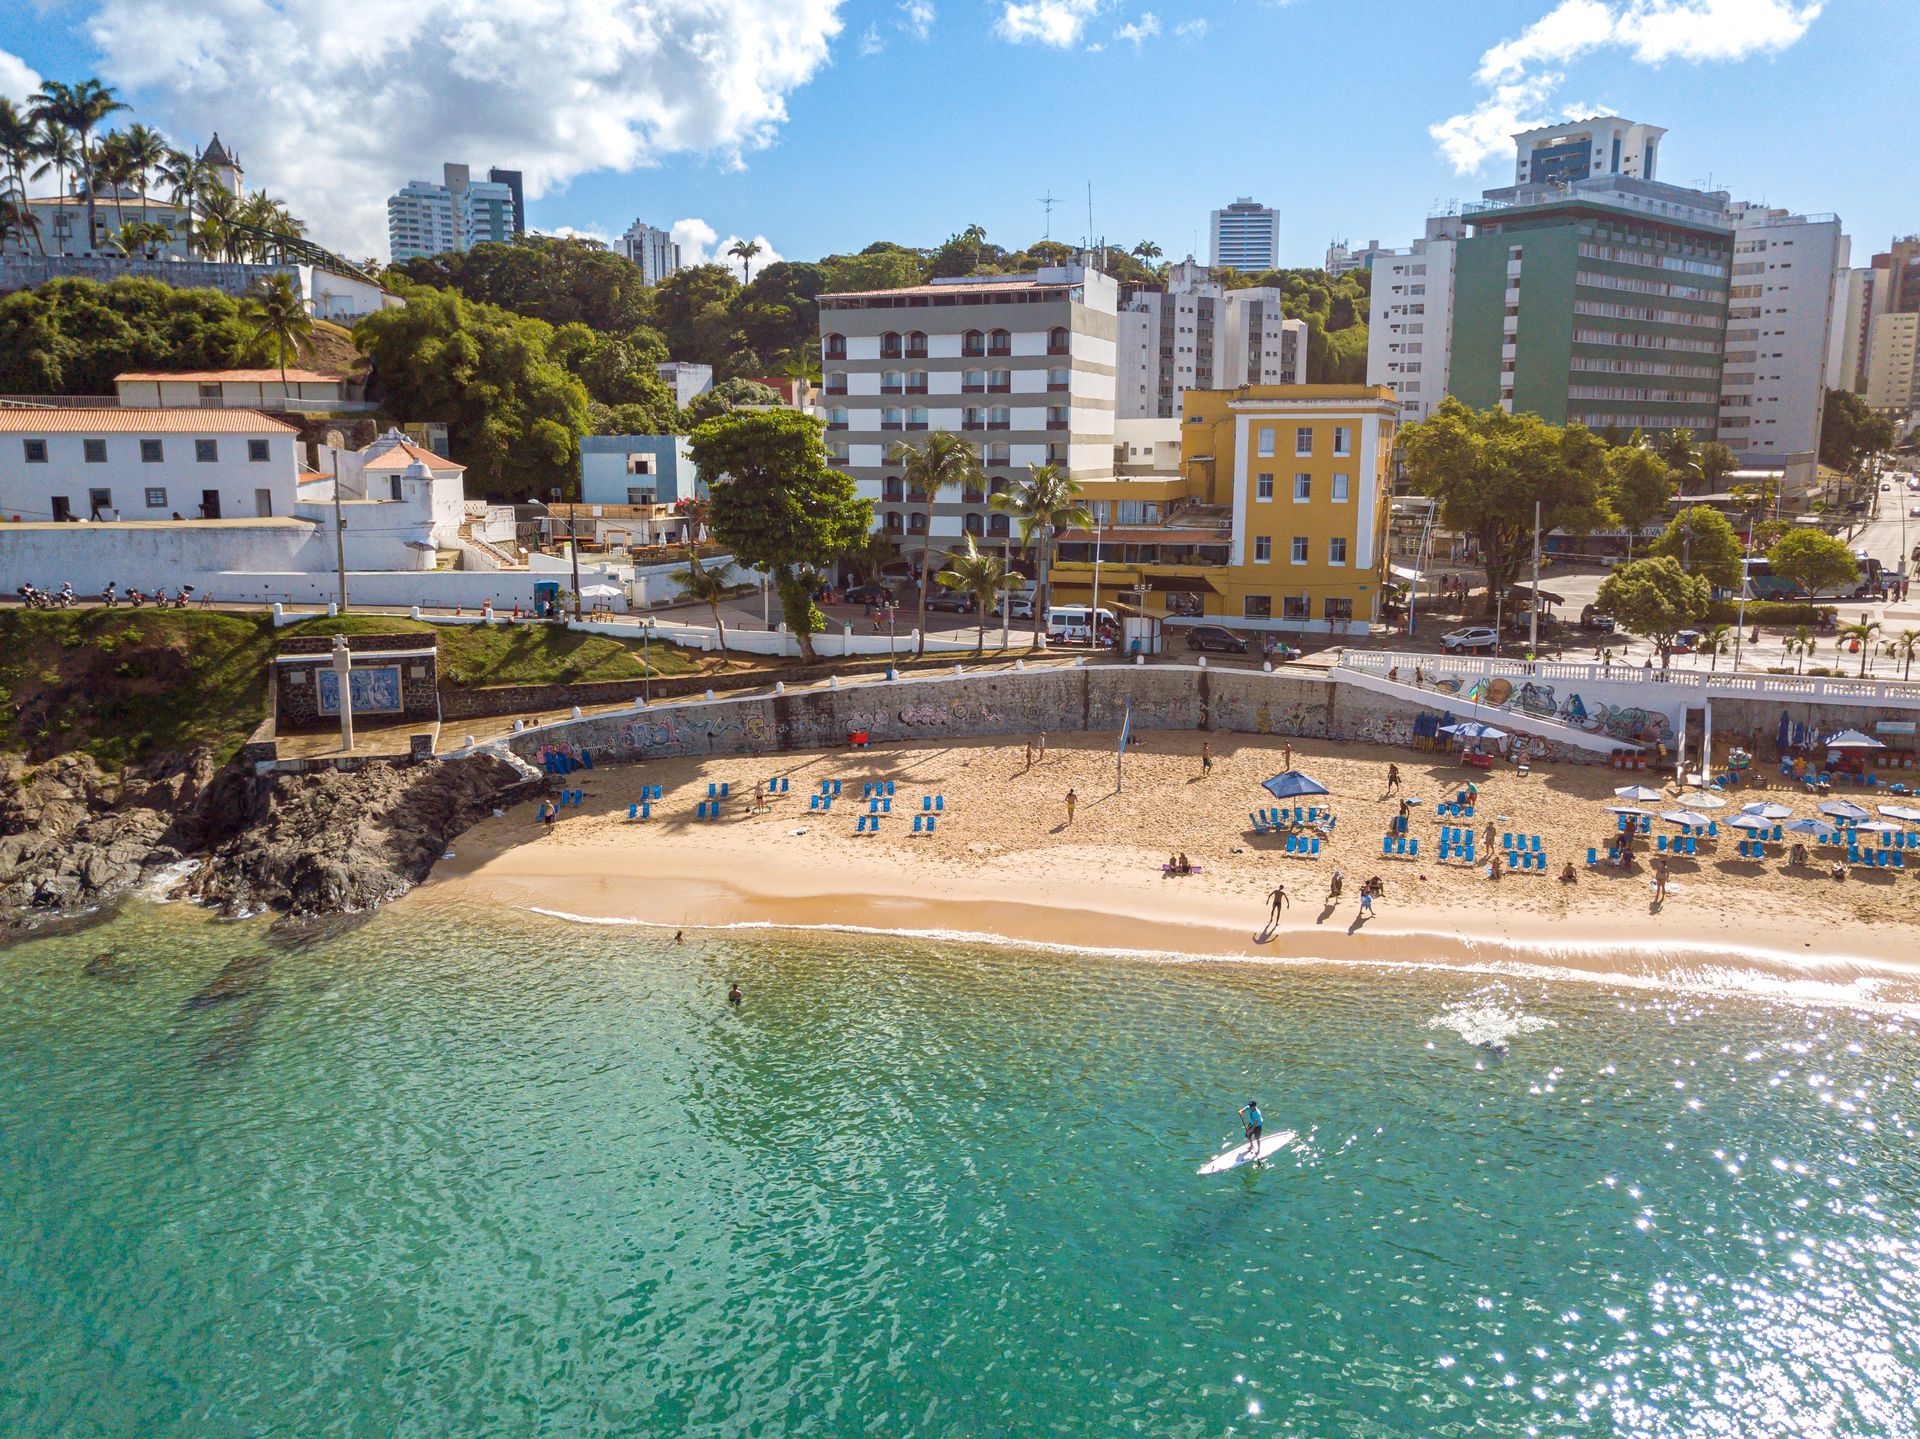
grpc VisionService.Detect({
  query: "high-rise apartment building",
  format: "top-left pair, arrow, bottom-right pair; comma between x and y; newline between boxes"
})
1366,217 -> 1464,421
817,263 -> 1119,561
620,221 -> 682,285
1864,312 -> 1920,419
1115,261 -> 1307,419
1325,240 -> 1392,277
1210,199 -> 1279,272
488,168 -> 526,235
1511,117 -> 1665,187
387,163 -> 523,262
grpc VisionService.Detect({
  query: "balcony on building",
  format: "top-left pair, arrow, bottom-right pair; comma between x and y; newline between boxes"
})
1047,327 -> 1070,356
905,333 -> 929,359
986,329 -> 1012,357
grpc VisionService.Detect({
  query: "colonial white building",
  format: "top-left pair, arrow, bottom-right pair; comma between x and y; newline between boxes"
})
115,369 -> 366,412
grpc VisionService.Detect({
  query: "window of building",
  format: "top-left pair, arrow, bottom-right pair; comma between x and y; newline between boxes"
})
880,331 -> 903,359
1255,472 -> 1274,500
963,513 -> 984,536
1253,535 -> 1271,563
824,333 -> 847,360
988,475 -> 1010,496
986,406 -> 1010,430
905,331 -> 928,358
962,330 -> 986,357
988,369 -> 1012,393
882,407 -> 905,431
988,513 -> 1010,537
1295,426 -> 1313,456
908,512 -> 927,534
1244,595 -> 1272,619
1331,474 -> 1350,503
1324,597 -> 1354,622
1290,535 -> 1308,564
144,487 -> 167,508
1328,537 -> 1348,566
1282,594 -> 1311,620
195,439 -> 219,463
881,370 -> 905,394
1256,427 -> 1275,458
825,371 -> 848,395
884,511 -> 903,533
83,439 -> 107,464
963,407 -> 986,431
827,407 -> 849,430
88,487 -> 113,518
1293,473 -> 1311,502
986,328 -> 1011,356
140,439 -> 164,463
23,438 -> 47,463
986,443 -> 1011,466
906,371 -> 928,394
884,476 -> 905,502
1047,367 -> 1070,392
907,407 -> 929,431
962,369 -> 989,394
1047,406 -> 1068,428
1332,426 -> 1351,456
1047,326 -> 1069,354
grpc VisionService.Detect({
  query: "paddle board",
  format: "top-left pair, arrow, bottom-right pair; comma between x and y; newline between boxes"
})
1197,1129 -> 1296,1174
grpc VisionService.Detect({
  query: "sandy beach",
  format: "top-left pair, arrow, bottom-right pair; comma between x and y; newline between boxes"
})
420,727 -> 1920,990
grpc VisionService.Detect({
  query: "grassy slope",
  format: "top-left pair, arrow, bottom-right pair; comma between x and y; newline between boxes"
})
283,614 -> 704,684
0,610 -> 277,768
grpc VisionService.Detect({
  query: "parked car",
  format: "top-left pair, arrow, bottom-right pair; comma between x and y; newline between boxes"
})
1006,593 -> 1035,620
1671,629 -> 1704,652
1909,505 -> 1920,518
926,588 -> 976,614
1440,626 -> 1499,654
1579,605 -> 1616,632
1184,624 -> 1250,654
843,583 -> 893,607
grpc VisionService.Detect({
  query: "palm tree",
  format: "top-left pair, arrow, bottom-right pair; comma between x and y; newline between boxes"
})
727,238 -> 761,283
241,272 -> 316,393
1887,628 -> 1920,681
936,534 -> 1012,653
119,122 -> 168,231
91,130 -> 134,239
1786,624 -> 1815,675
890,431 -> 985,655
989,462 -> 1090,647
157,147 -> 212,255
29,122 -> 80,254
30,79 -> 127,254
1840,619 -> 1883,677
1698,622 -> 1731,672
0,100 -> 39,254
672,547 -> 731,667
197,185 -> 241,260
1132,240 -> 1162,263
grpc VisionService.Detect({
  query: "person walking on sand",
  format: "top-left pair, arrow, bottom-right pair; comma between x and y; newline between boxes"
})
1038,731 -> 1048,763
1202,740 -> 1213,776
538,797 -> 558,833
1283,741 -> 1293,770
1064,787 -> 1077,825
1652,855 -> 1669,905
1327,868 -> 1345,901
1385,762 -> 1402,795
1025,740 -> 1034,772
1267,884 -> 1290,925
1359,886 -> 1374,918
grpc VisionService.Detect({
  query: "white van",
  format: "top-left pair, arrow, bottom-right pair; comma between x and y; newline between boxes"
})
1045,605 -> 1115,644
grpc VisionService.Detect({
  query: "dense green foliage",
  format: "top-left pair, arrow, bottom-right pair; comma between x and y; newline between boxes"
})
1602,444 -> 1677,535
1596,557 -> 1711,663
389,236 -> 654,333
1767,528 -> 1859,596
354,287 -> 589,500
1647,505 -> 1744,589
1704,599 -> 1834,627
684,377 -> 783,425
1820,388 -> 1898,475
687,409 -> 872,661
287,613 -> 699,682
0,276 -> 257,394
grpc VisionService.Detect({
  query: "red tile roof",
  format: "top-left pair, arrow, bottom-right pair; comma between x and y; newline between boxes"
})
115,369 -> 348,384
820,277 -> 1073,301
0,408 -> 299,434
361,439 -> 466,471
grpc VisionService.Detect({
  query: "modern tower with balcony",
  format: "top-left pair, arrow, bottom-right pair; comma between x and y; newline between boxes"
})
817,264 -> 1119,566
1210,199 -> 1280,273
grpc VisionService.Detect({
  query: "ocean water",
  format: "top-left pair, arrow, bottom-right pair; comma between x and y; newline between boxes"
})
3,902 -> 1918,1438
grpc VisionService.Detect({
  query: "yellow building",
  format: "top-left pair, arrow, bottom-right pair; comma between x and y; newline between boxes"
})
1051,385 -> 1398,635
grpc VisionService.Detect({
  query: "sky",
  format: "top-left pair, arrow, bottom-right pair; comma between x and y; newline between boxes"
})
1,1 -> 1913,272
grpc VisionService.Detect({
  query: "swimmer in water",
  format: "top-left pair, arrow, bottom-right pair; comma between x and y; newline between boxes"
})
728,982 -> 742,1006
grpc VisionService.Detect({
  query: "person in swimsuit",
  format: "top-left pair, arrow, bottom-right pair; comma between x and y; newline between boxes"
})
728,982 -> 743,1006
1239,1100 -> 1264,1153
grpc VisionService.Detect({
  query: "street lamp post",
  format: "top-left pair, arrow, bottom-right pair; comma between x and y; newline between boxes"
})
549,487 -> 582,622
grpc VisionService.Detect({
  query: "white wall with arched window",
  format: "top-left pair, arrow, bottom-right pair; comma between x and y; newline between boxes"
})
823,333 -> 846,360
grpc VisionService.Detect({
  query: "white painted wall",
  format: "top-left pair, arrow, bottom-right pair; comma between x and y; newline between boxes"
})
0,428 -> 300,523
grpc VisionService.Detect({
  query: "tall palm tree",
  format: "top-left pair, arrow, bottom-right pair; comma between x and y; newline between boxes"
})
119,122 -> 169,233
157,147 -> 213,255
30,78 -> 127,254
1839,619 -> 1882,677
91,130 -> 134,239
1132,239 -> 1162,263
672,547 -> 731,667
1786,624 -> 1815,675
935,534 -> 1012,653
889,431 -> 985,655
727,238 -> 761,283
197,185 -> 241,260
989,462 -> 1089,647
0,100 -> 39,254
1700,622 -> 1732,673
1887,628 -> 1920,681
29,122 -> 80,254
242,272 -> 316,393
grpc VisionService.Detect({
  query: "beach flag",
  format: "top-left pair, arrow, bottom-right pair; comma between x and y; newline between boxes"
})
1117,700 -> 1133,792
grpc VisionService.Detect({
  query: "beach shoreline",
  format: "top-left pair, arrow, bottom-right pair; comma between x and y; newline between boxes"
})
416,730 -> 1920,1000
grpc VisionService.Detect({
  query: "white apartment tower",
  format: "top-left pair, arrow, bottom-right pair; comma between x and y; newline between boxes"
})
1365,216 -> 1463,421
1210,199 -> 1279,272
387,163 -> 522,263
1718,203 -> 1849,482
621,221 -> 682,285
1117,261 -> 1305,419
817,263 -> 1119,558
1325,239 -> 1392,277
1511,117 -> 1666,187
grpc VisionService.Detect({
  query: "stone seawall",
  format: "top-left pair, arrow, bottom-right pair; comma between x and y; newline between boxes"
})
494,663 -> 1548,767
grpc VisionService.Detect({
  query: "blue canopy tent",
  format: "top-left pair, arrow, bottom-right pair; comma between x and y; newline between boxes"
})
1261,771 -> 1330,801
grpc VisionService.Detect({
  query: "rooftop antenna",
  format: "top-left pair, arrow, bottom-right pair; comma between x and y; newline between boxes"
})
1087,181 -> 1095,254
1039,190 -> 1057,242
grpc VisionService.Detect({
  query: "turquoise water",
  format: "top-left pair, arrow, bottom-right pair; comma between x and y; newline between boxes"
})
3,903 -> 1919,1437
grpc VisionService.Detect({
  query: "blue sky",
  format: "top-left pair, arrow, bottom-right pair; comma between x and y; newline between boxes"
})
1,1 -> 1911,270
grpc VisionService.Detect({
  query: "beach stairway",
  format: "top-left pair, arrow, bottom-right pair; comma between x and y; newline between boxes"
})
912,814 -> 939,835
1382,834 -> 1419,860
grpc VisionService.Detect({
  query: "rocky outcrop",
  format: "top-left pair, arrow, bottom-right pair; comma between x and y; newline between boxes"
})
0,749 -> 535,934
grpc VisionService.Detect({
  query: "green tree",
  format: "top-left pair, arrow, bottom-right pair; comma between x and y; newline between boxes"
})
1839,619 -> 1882,677
1767,528 -> 1858,598
686,409 -> 872,663
1648,504 -> 1743,589
819,246 -> 926,293
845,530 -> 894,587
550,324 -> 680,431
936,534 -> 1012,653
0,100 -> 41,254
989,462 -> 1090,646
241,272 -> 315,392
1602,444 -> 1676,556
0,275 -> 257,393
1698,441 -> 1738,491
1399,398 -> 1612,617
389,235 -> 656,333
354,286 -> 588,499
1886,628 -> 1920,681
672,547 -> 732,667
727,238 -> 762,284
29,78 -> 126,255
1594,556 -> 1710,668
1785,624 -> 1817,675
733,260 -> 827,370
890,431 -> 986,655
1702,622 -> 1732,673
684,377 -> 782,426
1820,388 -> 1898,475
651,263 -> 741,362
29,122 -> 80,252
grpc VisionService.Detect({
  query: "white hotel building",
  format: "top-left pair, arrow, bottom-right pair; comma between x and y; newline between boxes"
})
817,264 -> 1118,558
1365,216 -> 1464,422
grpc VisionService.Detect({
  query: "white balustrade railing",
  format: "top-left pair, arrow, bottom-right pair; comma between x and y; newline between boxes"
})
1336,650 -> 1920,707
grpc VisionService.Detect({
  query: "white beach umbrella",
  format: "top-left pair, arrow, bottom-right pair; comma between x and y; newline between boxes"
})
1606,804 -> 1654,816
1854,820 -> 1902,835
1818,799 -> 1871,821
1727,813 -> 1775,833
1677,791 -> 1727,810
1877,804 -> 1920,823
580,583 -> 624,599
1613,784 -> 1665,802
1659,809 -> 1712,827
1739,802 -> 1794,821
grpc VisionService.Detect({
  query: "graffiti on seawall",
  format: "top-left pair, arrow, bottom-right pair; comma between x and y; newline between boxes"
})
1430,672 -> 1674,745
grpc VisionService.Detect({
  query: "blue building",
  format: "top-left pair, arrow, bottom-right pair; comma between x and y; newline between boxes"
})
579,434 -> 701,507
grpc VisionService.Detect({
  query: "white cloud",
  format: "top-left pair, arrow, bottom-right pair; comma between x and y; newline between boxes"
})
534,223 -> 615,245
0,47 -> 42,105
1115,11 -> 1160,46
75,0 -> 845,256
1437,0 -> 1822,173
1173,17 -> 1206,39
671,217 -> 783,274
859,23 -> 885,54
995,0 -> 1103,47
899,0 -> 935,39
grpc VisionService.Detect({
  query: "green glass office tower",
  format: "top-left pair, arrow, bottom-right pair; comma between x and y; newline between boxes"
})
1449,180 -> 1732,439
